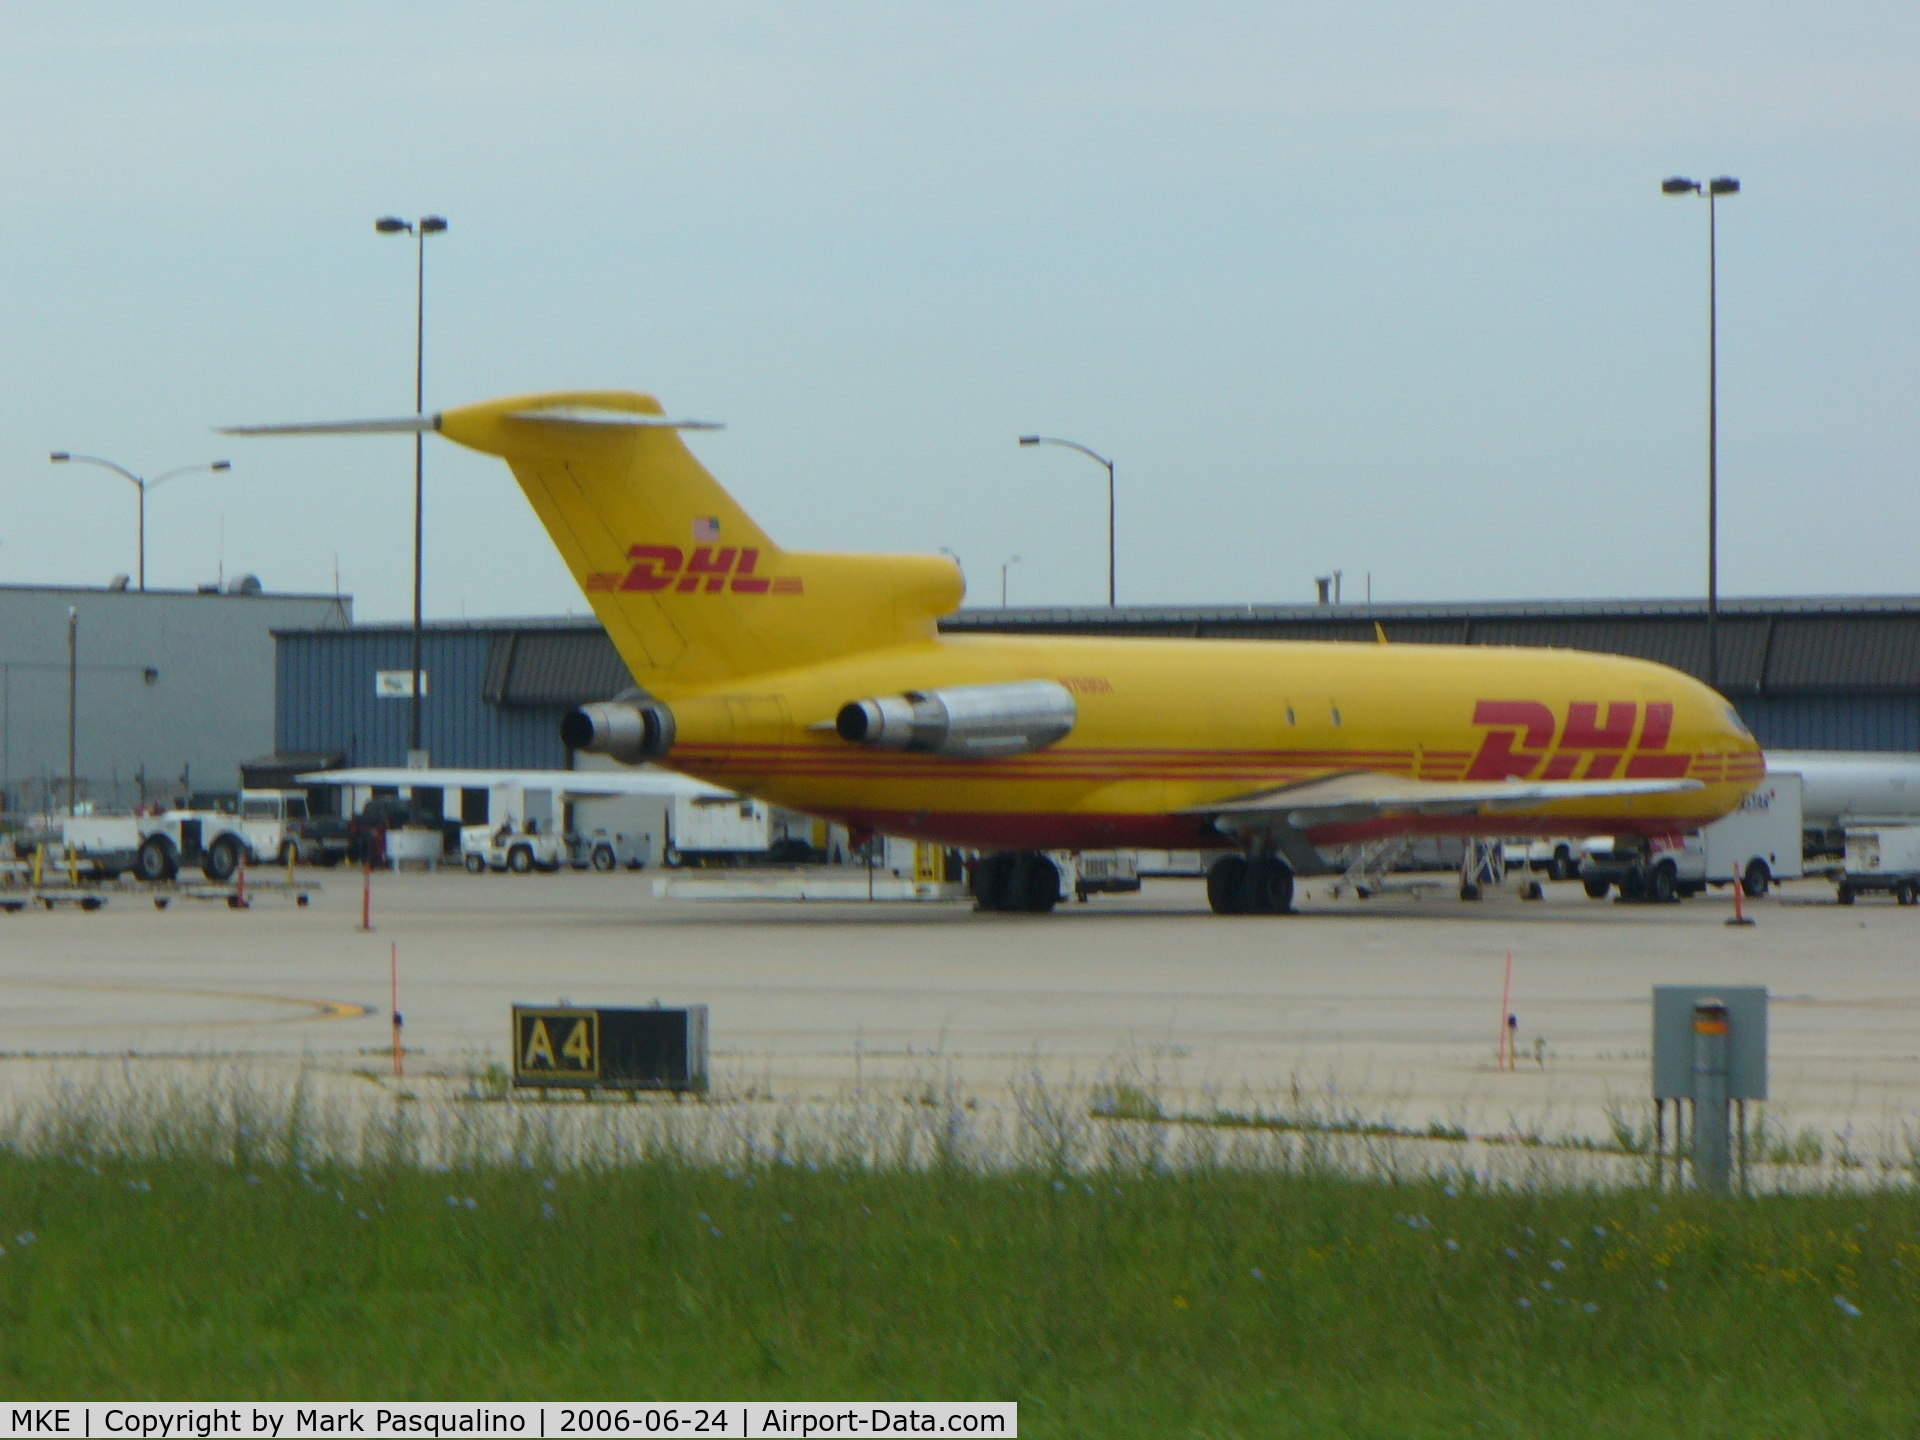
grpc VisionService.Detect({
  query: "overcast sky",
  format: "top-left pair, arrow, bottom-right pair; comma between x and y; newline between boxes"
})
1,2 -> 1914,619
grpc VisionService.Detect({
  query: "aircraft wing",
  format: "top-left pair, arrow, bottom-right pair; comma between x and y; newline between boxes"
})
1187,770 -> 1703,834
294,766 -> 733,801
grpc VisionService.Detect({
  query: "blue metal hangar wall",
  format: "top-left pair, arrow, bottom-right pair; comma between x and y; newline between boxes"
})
946,596 -> 1920,752
272,617 -> 632,774
273,595 -> 1920,771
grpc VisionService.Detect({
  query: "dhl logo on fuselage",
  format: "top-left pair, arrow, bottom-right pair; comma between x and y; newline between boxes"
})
1466,700 -> 1701,781
584,545 -> 804,596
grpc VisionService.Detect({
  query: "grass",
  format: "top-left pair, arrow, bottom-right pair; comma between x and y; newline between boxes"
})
0,1076 -> 1915,1435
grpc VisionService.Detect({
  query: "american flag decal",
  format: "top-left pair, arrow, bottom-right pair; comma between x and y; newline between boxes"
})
692,516 -> 720,542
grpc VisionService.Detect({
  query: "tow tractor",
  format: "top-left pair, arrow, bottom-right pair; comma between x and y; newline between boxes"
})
133,790 -> 309,882
461,825 -> 566,874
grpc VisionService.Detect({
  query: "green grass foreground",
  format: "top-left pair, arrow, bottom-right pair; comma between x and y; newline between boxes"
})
0,1145 -> 1915,1435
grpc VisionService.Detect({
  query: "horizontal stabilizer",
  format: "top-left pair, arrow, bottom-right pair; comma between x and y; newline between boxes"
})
219,415 -> 439,436
221,407 -> 721,437
501,407 -> 723,430
1188,770 -> 1702,834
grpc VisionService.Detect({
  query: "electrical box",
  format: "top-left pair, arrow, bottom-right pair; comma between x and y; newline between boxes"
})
512,1004 -> 709,1093
1651,985 -> 1767,1100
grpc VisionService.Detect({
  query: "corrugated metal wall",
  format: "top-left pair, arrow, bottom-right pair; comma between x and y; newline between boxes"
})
277,629 -> 568,769
1735,697 -> 1920,753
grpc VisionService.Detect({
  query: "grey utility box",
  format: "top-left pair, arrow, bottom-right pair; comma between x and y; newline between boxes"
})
1651,985 -> 1767,1100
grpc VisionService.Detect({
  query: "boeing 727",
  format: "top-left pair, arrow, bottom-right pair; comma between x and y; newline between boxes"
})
227,391 -> 1763,913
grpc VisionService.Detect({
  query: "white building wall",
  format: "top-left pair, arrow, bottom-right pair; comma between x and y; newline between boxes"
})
0,585 -> 350,814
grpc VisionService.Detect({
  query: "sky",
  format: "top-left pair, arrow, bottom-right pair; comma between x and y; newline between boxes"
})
1,2 -> 1915,620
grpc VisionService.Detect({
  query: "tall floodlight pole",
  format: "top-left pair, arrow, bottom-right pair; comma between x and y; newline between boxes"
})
377,214 -> 449,758
1019,436 -> 1116,606
66,607 -> 77,817
1663,175 -> 1740,691
1001,555 -> 1021,607
47,455 -> 231,591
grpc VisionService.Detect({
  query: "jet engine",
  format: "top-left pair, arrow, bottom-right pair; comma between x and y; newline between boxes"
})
560,697 -> 676,763
835,679 -> 1075,759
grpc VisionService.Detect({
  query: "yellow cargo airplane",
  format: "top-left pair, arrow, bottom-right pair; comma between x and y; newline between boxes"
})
227,391 -> 1763,914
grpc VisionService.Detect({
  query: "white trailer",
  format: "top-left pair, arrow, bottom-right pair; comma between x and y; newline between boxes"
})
1838,826 -> 1920,905
666,794 -> 774,864
18,816 -> 143,878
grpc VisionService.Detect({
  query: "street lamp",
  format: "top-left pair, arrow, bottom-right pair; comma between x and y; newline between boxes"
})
47,453 -> 232,590
1663,174 -> 1739,691
376,214 -> 449,759
1000,555 -> 1021,607
1019,435 -> 1116,606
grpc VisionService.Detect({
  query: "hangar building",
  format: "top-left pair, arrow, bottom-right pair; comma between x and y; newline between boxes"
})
0,583 -> 350,816
270,595 -> 1920,776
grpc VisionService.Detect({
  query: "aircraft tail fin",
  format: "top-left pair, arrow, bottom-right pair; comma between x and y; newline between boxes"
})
437,392 -> 963,694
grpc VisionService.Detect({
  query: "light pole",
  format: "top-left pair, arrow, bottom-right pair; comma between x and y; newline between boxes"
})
1000,555 -> 1021,607
376,213 -> 449,759
47,455 -> 231,591
1663,174 -> 1739,692
1019,435 -> 1115,606
66,607 -> 77,818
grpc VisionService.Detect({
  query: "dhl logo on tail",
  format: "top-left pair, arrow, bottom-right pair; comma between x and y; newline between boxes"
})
586,543 -> 804,596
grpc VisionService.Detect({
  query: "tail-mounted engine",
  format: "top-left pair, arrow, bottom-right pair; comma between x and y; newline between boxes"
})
835,680 -> 1075,759
561,697 -> 676,763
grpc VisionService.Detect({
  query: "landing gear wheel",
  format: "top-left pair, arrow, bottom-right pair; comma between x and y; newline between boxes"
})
1837,885 -> 1855,905
1459,881 -> 1481,902
508,844 -> 534,874
1899,881 -> 1917,907
464,853 -> 486,874
1620,867 -> 1647,902
135,836 -> 178,884
1207,855 -> 1248,915
1547,848 -> 1574,882
1242,856 -> 1294,914
1015,853 -> 1061,912
1650,864 -> 1677,903
1583,877 -> 1610,899
591,845 -> 617,873
1741,860 -> 1771,899
202,835 -> 241,883
972,853 -> 1015,912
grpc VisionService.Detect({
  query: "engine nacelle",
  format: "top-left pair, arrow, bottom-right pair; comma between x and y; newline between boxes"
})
560,698 -> 676,763
835,680 -> 1076,759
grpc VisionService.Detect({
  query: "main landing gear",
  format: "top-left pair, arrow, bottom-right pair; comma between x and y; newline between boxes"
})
972,851 -> 1063,913
1206,853 -> 1295,915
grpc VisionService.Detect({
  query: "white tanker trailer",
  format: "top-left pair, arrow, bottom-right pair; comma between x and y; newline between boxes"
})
1765,750 -> 1920,899
1764,750 -> 1920,828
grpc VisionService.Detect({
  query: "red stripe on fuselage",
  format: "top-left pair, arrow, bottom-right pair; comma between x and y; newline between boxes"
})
821,808 -> 1732,852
